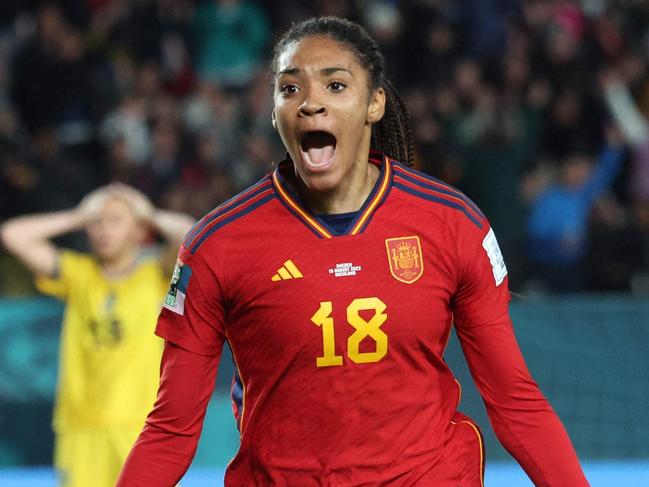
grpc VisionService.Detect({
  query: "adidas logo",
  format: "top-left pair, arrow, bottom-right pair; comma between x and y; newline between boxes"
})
271,260 -> 303,281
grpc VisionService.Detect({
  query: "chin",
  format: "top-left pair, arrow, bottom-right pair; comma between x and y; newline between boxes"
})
296,163 -> 343,193
92,243 -> 118,260
95,250 -> 115,262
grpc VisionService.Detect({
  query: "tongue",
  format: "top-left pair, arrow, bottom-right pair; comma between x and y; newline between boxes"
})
302,131 -> 336,166
307,144 -> 335,166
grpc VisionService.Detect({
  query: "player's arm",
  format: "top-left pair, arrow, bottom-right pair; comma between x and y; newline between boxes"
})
600,67 -> 649,147
117,340 -> 221,486
117,248 -> 226,485
0,210 -> 79,277
149,209 -> 196,248
452,222 -> 589,487
149,209 -> 196,272
0,187 -> 110,277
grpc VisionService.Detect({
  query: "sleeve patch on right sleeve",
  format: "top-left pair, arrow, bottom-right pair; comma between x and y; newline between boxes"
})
163,259 -> 192,315
482,228 -> 508,286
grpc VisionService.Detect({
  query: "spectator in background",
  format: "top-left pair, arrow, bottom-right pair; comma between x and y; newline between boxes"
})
229,131 -> 274,191
0,183 -> 194,487
11,3 -> 113,142
182,80 -> 244,166
540,87 -> 603,161
100,94 -> 151,167
191,0 -> 269,87
27,127 -> 98,212
0,147 -> 39,218
460,0 -> 519,61
524,129 -> 625,292
601,67 -> 649,216
600,66 -> 649,291
444,57 -> 549,285
137,118 -> 185,200
0,0 -> 648,294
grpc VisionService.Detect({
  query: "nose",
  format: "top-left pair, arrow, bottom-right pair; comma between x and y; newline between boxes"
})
298,93 -> 326,117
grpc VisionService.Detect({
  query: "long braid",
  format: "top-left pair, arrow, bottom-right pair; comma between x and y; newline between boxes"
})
373,79 -> 415,166
273,17 -> 416,167
390,81 -> 416,165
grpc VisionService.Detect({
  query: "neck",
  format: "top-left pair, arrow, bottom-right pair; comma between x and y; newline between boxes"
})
99,248 -> 138,278
297,154 -> 380,215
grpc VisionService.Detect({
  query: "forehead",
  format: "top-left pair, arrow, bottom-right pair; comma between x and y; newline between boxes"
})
276,35 -> 362,74
102,197 -> 135,216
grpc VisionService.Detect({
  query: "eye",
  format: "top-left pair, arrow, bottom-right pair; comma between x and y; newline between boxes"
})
328,81 -> 347,92
280,84 -> 299,95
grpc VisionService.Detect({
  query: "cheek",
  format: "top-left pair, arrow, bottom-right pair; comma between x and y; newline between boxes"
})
272,103 -> 289,132
86,225 -> 98,237
273,95 -> 290,120
275,117 -> 295,149
124,223 -> 141,242
274,112 -> 290,136
86,231 -> 100,247
86,224 -> 104,241
338,102 -> 371,139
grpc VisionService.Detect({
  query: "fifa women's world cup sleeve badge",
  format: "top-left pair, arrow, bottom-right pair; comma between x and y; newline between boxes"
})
385,236 -> 424,284
163,257 -> 193,315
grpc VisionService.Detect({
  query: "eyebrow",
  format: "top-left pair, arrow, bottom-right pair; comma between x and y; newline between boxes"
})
277,66 -> 352,77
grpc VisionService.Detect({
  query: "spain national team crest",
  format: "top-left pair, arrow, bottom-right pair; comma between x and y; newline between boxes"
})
385,236 -> 424,284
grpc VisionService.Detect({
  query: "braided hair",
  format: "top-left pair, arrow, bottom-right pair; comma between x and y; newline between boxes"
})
272,16 -> 415,166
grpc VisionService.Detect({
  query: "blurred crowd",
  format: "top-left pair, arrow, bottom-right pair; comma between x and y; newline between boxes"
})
0,0 -> 648,294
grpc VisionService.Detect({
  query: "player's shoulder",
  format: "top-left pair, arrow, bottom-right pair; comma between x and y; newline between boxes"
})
58,249 -> 96,273
391,162 -> 487,232
133,247 -> 166,274
181,175 -> 276,257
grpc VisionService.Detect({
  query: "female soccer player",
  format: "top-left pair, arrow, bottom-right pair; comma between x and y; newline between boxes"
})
0,183 -> 194,487
117,17 -> 589,486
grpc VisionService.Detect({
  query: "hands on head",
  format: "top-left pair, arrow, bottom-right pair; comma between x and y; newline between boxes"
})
77,183 -> 154,224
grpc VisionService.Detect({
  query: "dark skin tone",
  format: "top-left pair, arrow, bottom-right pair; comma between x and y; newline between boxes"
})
273,35 -> 386,215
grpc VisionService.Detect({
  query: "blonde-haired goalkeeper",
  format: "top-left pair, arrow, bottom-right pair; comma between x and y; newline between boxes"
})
0,183 -> 194,487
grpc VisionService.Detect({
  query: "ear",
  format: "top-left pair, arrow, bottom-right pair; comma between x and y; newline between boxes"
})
271,109 -> 277,131
367,87 -> 386,124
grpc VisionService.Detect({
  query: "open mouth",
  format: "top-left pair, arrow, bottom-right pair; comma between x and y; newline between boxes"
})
300,131 -> 337,170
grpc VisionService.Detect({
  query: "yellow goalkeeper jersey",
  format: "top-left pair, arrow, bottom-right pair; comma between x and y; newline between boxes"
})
36,250 -> 168,432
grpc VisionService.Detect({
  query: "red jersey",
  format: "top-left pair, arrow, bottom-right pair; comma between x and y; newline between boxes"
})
117,153 -> 588,486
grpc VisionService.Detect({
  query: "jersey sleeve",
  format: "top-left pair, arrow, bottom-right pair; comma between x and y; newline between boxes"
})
116,340 -> 221,486
452,221 -> 589,486
34,250 -> 88,299
155,245 -> 226,356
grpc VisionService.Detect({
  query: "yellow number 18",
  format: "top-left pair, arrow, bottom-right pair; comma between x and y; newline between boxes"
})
310,297 -> 388,367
